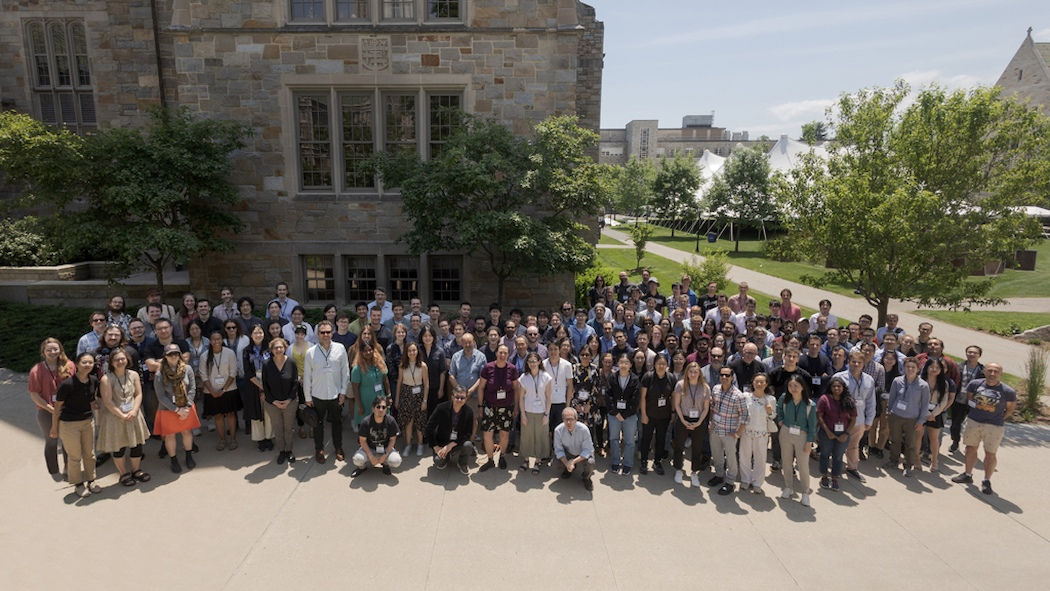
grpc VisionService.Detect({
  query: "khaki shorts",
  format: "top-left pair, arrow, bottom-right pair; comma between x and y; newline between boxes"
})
962,420 -> 1005,454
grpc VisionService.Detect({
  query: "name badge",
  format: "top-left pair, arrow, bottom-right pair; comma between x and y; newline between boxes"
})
578,391 -> 590,401
713,413 -> 722,424
833,423 -> 844,433
881,393 -> 890,400
743,386 -> 752,393
411,385 -> 422,395
120,400 -> 134,413
450,430 -> 458,441
657,397 -> 667,407
928,403 -> 936,411
496,388 -> 507,400
375,445 -> 385,454
374,383 -> 383,393
211,377 -> 226,389
812,377 -> 822,386
616,400 -> 627,410
968,400 -> 976,408
895,401 -> 908,411
688,410 -> 700,419
256,369 -> 262,380
789,426 -> 801,435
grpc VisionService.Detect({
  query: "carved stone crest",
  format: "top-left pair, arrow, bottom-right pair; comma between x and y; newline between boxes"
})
360,37 -> 391,71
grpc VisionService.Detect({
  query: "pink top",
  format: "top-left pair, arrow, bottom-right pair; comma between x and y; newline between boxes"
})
781,302 -> 802,323
28,360 -> 76,407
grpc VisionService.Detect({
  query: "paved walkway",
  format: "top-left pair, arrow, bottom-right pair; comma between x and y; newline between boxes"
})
2,370 -> 1049,590
603,228 -> 1041,377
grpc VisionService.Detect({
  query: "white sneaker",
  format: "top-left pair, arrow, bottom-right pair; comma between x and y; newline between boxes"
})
674,469 -> 684,484
403,444 -> 412,457
752,485 -> 764,495
690,472 -> 700,487
800,494 -> 811,507
416,444 -> 425,457
780,488 -> 793,499
206,420 -> 216,432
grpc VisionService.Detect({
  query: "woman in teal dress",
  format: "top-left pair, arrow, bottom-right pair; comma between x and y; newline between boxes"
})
351,337 -> 390,427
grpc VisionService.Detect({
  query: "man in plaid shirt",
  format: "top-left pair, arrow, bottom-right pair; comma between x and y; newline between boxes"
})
708,369 -> 750,496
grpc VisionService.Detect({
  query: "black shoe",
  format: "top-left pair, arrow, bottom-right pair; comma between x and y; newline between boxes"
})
583,476 -> 594,491
561,469 -> 572,479
277,451 -> 287,465
653,462 -> 665,476
184,452 -> 196,470
708,475 -> 724,487
610,464 -> 620,473
949,441 -> 959,453
479,459 -> 495,472
981,479 -> 993,495
170,457 -> 182,473
158,446 -> 168,459
951,473 -> 973,484
846,469 -> 866,483
621,465 -> 632,475
497,456 -> 507,470
95,452 -> 111,467
771,461 -> 781,471
351,467 -> 368,477
191,443 -> 199,453
381,464 -> 392,475
872,448 -> 884,459
257,441 -> 266,452
717,482 -> 735,495
639,462 -> 649,475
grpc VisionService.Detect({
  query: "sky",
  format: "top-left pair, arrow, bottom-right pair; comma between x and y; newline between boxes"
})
595,0 -> 1050,138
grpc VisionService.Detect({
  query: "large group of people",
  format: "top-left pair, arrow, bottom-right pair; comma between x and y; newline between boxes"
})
29,275 -> 1016,505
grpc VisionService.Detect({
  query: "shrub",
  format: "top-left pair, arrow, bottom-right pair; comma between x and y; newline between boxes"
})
1024,348 -> 1048,414
763,237 -> 800,262
626,223 -> 655,270
0,216 -> 61,266
0,302 -> 93,372
682,249 -> 729,290
575,261 -> 617,308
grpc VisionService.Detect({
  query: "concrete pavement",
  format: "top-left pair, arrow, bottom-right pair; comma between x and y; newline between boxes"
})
3,370 -> 1050,590
602,227 -> 1042,378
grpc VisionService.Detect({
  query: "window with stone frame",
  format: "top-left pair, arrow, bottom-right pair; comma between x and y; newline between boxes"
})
382,0 -> 416,20
429,255 -> 462,302
292,1 -> 463,24
335,0 -> 370,21
427,0 -> 462,20
293,89 -> 463,194
24,20 -> 96,133
303,255 -> 336,301
345,255 -> 378,301
290,0 -> 326,21
387,256 -> 419,302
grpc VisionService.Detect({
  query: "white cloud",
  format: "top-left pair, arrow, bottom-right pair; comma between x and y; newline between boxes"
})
768,99 -> 835,122
898,69 -> 986,89
1034,27 -> 1050,40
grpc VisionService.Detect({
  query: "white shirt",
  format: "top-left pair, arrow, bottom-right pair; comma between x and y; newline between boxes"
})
519,372 -> 552,414
200,347 -> 238,392
543,358 -> 573,404
282,321 -> 317,345
302,342 -> 350,402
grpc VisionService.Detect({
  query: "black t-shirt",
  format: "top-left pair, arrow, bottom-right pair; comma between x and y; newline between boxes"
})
56,375 -> 99,422
194,315 -> 224,339
360,413 -> 400,451
728,358 -> 765,391
640,371 -> 676,419
698,294 -> 719,314
332,331 -> 357,351
768,366 -> 813,397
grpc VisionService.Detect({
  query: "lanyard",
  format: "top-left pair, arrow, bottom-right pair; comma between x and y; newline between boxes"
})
687,382 -> 701,409
319,345 -> 332,368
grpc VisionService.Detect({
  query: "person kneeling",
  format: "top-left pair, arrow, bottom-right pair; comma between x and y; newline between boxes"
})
351,396 -> 402,477
425,385 -> 477,474
553,407 -> 595,491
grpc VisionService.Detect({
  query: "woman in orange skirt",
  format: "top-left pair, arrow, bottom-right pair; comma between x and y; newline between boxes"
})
153,343 -> 201,473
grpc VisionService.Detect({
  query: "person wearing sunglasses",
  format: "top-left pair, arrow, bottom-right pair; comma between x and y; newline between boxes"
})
76,311 -> 109,357
304,320 -> 350,464
425,385 -> 477,474
351,396 -> 402,477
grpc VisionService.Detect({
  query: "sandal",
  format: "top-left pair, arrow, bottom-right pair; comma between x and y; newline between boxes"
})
120,472 -> 136,486
228,439 -> 239,450
531,465 -> 541,474
216,440 -> 226,451
519,463 -> 529,471
132,470 -> 151,482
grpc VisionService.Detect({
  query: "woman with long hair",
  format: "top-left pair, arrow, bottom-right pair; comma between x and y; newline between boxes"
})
517,352 -> 551,473
777,374 -> 818,507
200,330 -> 241,450
97,349 -> 151,486
174,293 -> 197,340
242,325 -> 273,452
869,350 -> 901,457
671,362 -> 711,486
741,372 -> 776,494
817,376 -> 856,492
571,347 -> 602,453
587,274 -> 607,309
153,343 -> 200,473
639,355 -> 675,476
396,341 -> 429,456
262,338 -> 299,465
50,352 -> 101,497
29,338 -> 76,479
419,325 -> 446,418
920,357 -> 954,473
351,333 -> 390,426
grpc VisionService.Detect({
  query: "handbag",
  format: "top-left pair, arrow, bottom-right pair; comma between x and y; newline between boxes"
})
298,404 -> 319,429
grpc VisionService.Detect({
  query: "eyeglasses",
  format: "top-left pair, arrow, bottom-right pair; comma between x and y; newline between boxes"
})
165,352 -> 180,357
710,354 -> 723,359
720,373 -> 733,378
225,326 -> 237,331
92,318 -> 106,323
375,405 -> 388,410
317,330 -> 332,335
453,396 -> 467,401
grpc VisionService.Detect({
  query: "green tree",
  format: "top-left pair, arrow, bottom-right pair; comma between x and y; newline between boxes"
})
2,108 -> 250,290
0,110 -> 83,210
704,145 -> 776,252
612,156 -> 656,222
776,82 -> 1049,325
651,152 -> 700,237
800,120 -> 829,145
626,223 -> 654,269
374,114 -> 606,305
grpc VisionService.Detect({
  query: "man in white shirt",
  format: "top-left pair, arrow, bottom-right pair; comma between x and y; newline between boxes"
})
368,287 -> 394,324
213,287 -> 239,323
554,407 -> 595,491
808,299 -> 838,331
544,339 -> 574,437
303,321 -> 350,465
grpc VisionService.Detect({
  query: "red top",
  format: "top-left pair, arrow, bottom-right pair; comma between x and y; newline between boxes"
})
28,360 -> 76,407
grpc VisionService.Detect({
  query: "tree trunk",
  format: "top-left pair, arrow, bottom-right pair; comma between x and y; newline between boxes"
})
153,263 -> 165,294
496,273 -> 506,308
875,297 -> 890,328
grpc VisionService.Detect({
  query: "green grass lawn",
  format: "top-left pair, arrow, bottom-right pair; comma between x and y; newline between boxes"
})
598,233 -> 623,245
627,225 -> 1050,300
596,247 -> 820,320
915,310 -> 1050,337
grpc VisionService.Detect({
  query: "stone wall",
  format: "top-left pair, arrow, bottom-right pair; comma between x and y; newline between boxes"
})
996,33 -> 1050,113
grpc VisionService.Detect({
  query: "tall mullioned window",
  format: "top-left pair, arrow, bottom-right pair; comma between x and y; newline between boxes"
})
290,0 -> 463,23
24,20 -> 96,133
294,89 -> 463,194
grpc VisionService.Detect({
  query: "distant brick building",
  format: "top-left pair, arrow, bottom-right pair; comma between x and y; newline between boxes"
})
599,115 -> 761,166
0,0 -> 604,311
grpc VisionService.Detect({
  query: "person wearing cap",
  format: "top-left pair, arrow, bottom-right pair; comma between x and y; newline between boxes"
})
425,385 -> 477,473
153,343 -> 200,473
351,395 -> 402,477
136,287 -> 176,324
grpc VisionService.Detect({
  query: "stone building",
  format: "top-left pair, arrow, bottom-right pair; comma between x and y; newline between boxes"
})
598,114 -> 759,166
0,0 -> 604,311
995,28 -> 1050,113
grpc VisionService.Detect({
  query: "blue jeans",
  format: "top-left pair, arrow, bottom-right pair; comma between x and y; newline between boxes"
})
607,413 -> 638,468
818,430 -> 848,477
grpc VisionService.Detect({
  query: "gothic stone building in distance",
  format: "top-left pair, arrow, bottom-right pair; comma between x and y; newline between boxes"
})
0,0 -> 604,311
995,28 -> 1050,113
